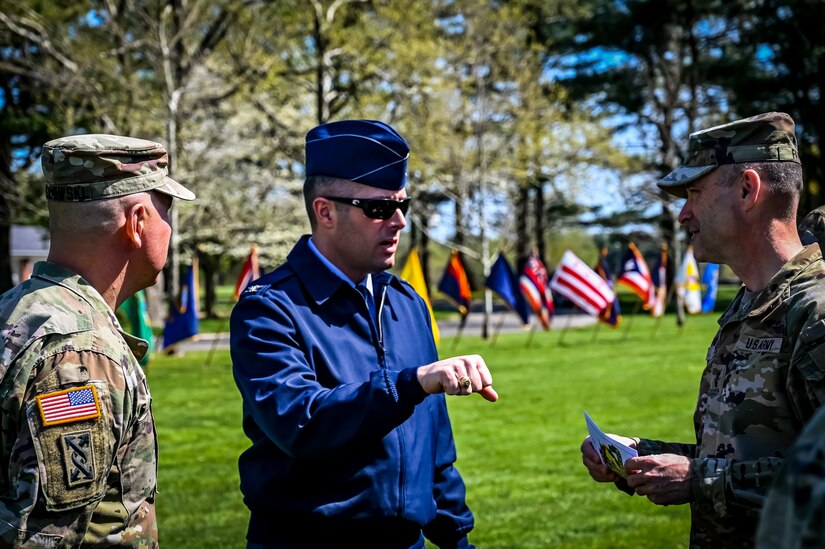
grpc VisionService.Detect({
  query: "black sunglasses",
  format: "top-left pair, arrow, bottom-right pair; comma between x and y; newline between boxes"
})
324,196 -> 412,220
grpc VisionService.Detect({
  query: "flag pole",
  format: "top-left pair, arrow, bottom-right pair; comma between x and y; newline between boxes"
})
489,310 -> 507,348
451,314 -> 468,351
622,301 -> 641,341
557,311 -> 575,345
591,317 -> 602,342
651,312 -> 662,339
204,316 -> 228,369
525,319 -> 537,348
651,284 -> 673,339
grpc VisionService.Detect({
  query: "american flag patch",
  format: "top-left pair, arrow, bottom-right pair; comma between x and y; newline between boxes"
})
36,386 -> 101,427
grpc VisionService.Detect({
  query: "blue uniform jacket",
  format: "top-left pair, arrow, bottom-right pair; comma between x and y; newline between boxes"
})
230,236 -> 474,548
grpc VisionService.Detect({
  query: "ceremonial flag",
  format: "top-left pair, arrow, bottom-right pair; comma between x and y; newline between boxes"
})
486,252 -> 530,325
163,260 -> 199,349
400,248 -> 440,344
234,244 -> 260,300
518,252 -> 554,329
701,263 -> 720,314
438,250 -> 472,318
676,247 -> 702,314
593,247 -> 621,327
118,290 -> 154,366
650,243 -> 668,318
617,243 -> 654,308
549,250 -> 615,317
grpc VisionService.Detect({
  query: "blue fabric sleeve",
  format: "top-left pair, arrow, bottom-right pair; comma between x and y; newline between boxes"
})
230,293 -> 427,459
422,394 -> 475,547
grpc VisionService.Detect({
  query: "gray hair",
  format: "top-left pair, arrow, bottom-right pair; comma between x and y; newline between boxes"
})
48,192 -> 152,237
719,162 -> 802,219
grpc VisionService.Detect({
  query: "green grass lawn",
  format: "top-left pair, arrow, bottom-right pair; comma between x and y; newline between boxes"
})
146,312 -> 718,547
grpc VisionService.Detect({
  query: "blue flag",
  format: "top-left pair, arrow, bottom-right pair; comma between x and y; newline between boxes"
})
701,263 -> 719,314
163,263 -> 199,349
485,252 -> 530,325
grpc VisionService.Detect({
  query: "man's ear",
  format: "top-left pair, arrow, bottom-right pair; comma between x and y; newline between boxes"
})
313,197 -> 336,229
740,169 -> 761,211
125,202 -> 147,248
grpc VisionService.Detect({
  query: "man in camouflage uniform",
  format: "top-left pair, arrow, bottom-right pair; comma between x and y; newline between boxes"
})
580,112 -> 825,547
756,404 -> 825,548
0,134 -> 195,547
798,205 -> 825,247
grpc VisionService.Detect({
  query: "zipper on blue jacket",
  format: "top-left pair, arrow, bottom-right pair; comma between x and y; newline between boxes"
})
375,284 -> 405,515
377,285 -> 387,351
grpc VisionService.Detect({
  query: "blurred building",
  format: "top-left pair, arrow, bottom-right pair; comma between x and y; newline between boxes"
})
11,225 -> 50,285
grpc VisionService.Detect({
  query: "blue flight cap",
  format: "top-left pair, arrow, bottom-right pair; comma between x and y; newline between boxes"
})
305,120 -> 410,190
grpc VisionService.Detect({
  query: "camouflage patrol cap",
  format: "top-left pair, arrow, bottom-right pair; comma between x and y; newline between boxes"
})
42,134 -> 195,202
658,112 -> 800,198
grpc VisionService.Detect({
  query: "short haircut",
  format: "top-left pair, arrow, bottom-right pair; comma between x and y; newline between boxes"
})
303,175 -> 353,229
719,162 -> 803,218
47,192 -> 150,237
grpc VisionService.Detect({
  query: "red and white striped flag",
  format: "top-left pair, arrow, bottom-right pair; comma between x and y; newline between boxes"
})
519,253 -> 554,329
550,250 -> 615,317
617,242 -> 654,309
234,244 -> 261,300
36,386 -> 101,426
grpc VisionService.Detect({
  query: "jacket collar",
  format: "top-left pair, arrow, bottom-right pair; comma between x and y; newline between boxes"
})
287,235 -> 413,305
31,261 -> 149,360
720,244 -> 823,325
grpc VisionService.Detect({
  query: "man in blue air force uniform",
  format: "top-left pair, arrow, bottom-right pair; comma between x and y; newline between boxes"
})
230,120 -> 498,549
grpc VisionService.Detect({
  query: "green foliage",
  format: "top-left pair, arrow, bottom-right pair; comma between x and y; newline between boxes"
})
147,353 -> 248,547
715,0 -> 825,212
147,312 -> 720,547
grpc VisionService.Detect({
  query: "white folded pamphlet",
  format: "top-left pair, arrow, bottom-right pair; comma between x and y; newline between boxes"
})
584,411 -> 638,478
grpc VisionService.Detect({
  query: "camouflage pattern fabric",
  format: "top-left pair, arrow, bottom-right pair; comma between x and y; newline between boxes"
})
658,112 -> 800,197
756,404 -> 825,548
637,244 -> 825,548
798,206 -> 825,248
0,261 -> 157,548
42,133 -> 194,202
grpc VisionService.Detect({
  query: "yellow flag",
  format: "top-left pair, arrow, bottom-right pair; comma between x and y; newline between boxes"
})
400,248 -> 440,344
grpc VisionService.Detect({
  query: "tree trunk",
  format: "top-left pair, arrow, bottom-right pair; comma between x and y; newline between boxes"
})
201,253 -> 219,318
312,7 -> 328,125
534,183 -> 546,263
421,228 -> 431,295
454,188 -> 465,247
515,184 -> 529,262
409,214 -> 418,249
0,143 -> 14,293
0,223 -> 12,293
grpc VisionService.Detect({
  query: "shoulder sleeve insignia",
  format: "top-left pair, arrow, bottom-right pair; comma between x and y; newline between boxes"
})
61,429 -> 96,487
36,385 -> 101,427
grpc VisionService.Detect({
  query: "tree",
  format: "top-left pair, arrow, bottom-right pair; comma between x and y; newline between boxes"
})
541,0 -> 735,323
717,0 -> 825,213
0,2 -> 116,292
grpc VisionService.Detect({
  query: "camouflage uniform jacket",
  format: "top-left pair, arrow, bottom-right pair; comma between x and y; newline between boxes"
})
756,404 -> 825,548
798,206 -> 825,248
0,262 -> 158,548
637,244 -> 825,548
